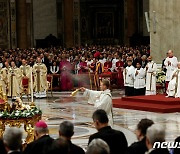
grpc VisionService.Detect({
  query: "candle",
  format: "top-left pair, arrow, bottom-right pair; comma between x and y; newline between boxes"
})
30,67 -> 33,103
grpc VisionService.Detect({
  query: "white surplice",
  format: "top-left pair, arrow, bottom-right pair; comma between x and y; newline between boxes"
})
111,58 -> 119,72
123,65 -> 135,87
167,69 -> 180,98
83,89 -> 113,127
133,68 -> 146,89
164,56 -> 178,81
145,61 -> 157,95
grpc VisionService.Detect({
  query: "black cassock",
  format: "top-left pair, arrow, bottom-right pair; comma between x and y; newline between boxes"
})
88,126 -> 128,154
23,135 -> 54,154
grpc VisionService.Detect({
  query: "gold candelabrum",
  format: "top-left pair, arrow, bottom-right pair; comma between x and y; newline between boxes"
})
0,85 -> 41,144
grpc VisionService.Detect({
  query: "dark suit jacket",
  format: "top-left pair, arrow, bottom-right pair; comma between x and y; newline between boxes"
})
149,148 -> 169,154
23,135 -> 54,154
173,136 -> 180,154
0,138 -> 7,154
69,140 -> 85,154
89,126 -> 128,154
126,137 -> 148,154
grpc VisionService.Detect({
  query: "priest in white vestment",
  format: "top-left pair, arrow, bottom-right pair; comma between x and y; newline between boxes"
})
33,57 -> 47,98
164,50 -> 178,90
7,61 -> 22,99
145,56 -> 157,95
133,62 -> 146,96
81,80 -> 113,127
167,62 -> 180,98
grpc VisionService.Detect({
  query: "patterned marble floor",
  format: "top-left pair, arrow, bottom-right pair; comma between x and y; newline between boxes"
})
21,90 -> 180,150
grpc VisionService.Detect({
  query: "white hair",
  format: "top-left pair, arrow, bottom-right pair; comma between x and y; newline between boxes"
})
86,139 -> 110,154
34,126 -> 49,135
141,55 -> 147,59
146,124 -> 165,145
3,127 -> 22,150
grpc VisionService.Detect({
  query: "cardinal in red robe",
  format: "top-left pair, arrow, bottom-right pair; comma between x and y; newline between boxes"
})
116,57 -> 124,88
59,56 -> 73,91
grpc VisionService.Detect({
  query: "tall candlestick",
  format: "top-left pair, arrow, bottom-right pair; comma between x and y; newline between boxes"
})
30,67 -> 33,103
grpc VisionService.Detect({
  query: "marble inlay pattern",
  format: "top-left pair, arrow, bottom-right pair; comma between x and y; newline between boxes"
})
15,90 -> 180,150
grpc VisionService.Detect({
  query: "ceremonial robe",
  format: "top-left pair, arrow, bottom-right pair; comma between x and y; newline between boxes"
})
145,61 -> 157,95
83,89 -> 113,127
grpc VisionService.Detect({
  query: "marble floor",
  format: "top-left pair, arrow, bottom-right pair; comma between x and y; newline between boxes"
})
18,90 -> 180,150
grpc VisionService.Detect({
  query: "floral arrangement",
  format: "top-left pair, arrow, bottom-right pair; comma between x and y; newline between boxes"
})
0,97 -> 42,119
0,107 -> 42,119
156,70 -> 166,84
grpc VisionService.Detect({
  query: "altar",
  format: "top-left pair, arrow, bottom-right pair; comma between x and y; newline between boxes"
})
0,114 -> 41,144
0,86 -> 42,144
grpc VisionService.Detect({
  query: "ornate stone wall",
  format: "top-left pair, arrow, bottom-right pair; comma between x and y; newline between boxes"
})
33,0 -> 57,45
150,0 -> 180,63
0,0 -> 9,48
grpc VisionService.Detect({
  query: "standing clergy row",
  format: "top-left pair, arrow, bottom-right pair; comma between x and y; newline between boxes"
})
0,57 -> 47,99
123,56 -> 157,96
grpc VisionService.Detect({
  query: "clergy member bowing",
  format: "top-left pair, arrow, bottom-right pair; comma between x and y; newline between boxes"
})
164,50 -> 178,90
145,56 -> 157,95
167,62 -> 180,98
80,80 -> 113,127
123,59 -> 135,96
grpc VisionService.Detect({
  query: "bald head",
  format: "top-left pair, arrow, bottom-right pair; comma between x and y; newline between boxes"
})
168,50 -> 173,57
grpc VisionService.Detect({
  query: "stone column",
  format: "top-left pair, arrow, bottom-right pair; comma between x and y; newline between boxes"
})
124,0 -> 137,45
16,0 -> 27,48
63,0 -> 74,48
150,0 -> 180,63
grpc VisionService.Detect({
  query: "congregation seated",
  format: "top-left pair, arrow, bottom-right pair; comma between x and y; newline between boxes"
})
3,113 -> 180,154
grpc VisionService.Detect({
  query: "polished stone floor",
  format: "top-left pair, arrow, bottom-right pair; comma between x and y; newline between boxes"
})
21,90 -> 180,150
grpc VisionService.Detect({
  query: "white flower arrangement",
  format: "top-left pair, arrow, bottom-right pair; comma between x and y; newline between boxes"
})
156,69 -> 166,84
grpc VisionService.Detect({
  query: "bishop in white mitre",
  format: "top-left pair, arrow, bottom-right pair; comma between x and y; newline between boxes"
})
81,80 -> 113,127
164,50 -> 178,90
145,56 -> 157,95
167,62 -> 180,98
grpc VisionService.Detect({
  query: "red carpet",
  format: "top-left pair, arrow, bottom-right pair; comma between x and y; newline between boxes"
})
112,95 -> 180,113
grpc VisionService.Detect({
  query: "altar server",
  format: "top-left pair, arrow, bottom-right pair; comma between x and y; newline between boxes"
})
164,50 -> 178,90
145,56 -> 157,95
167,62 -> 180,98
81,80 -> 113,127
7,61 -> 22,98
123,60 -> 135,96
133,62 -> 146,96
33,57 -> 47,98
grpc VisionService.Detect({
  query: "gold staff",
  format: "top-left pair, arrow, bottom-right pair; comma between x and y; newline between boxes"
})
88,68 -> 93,90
